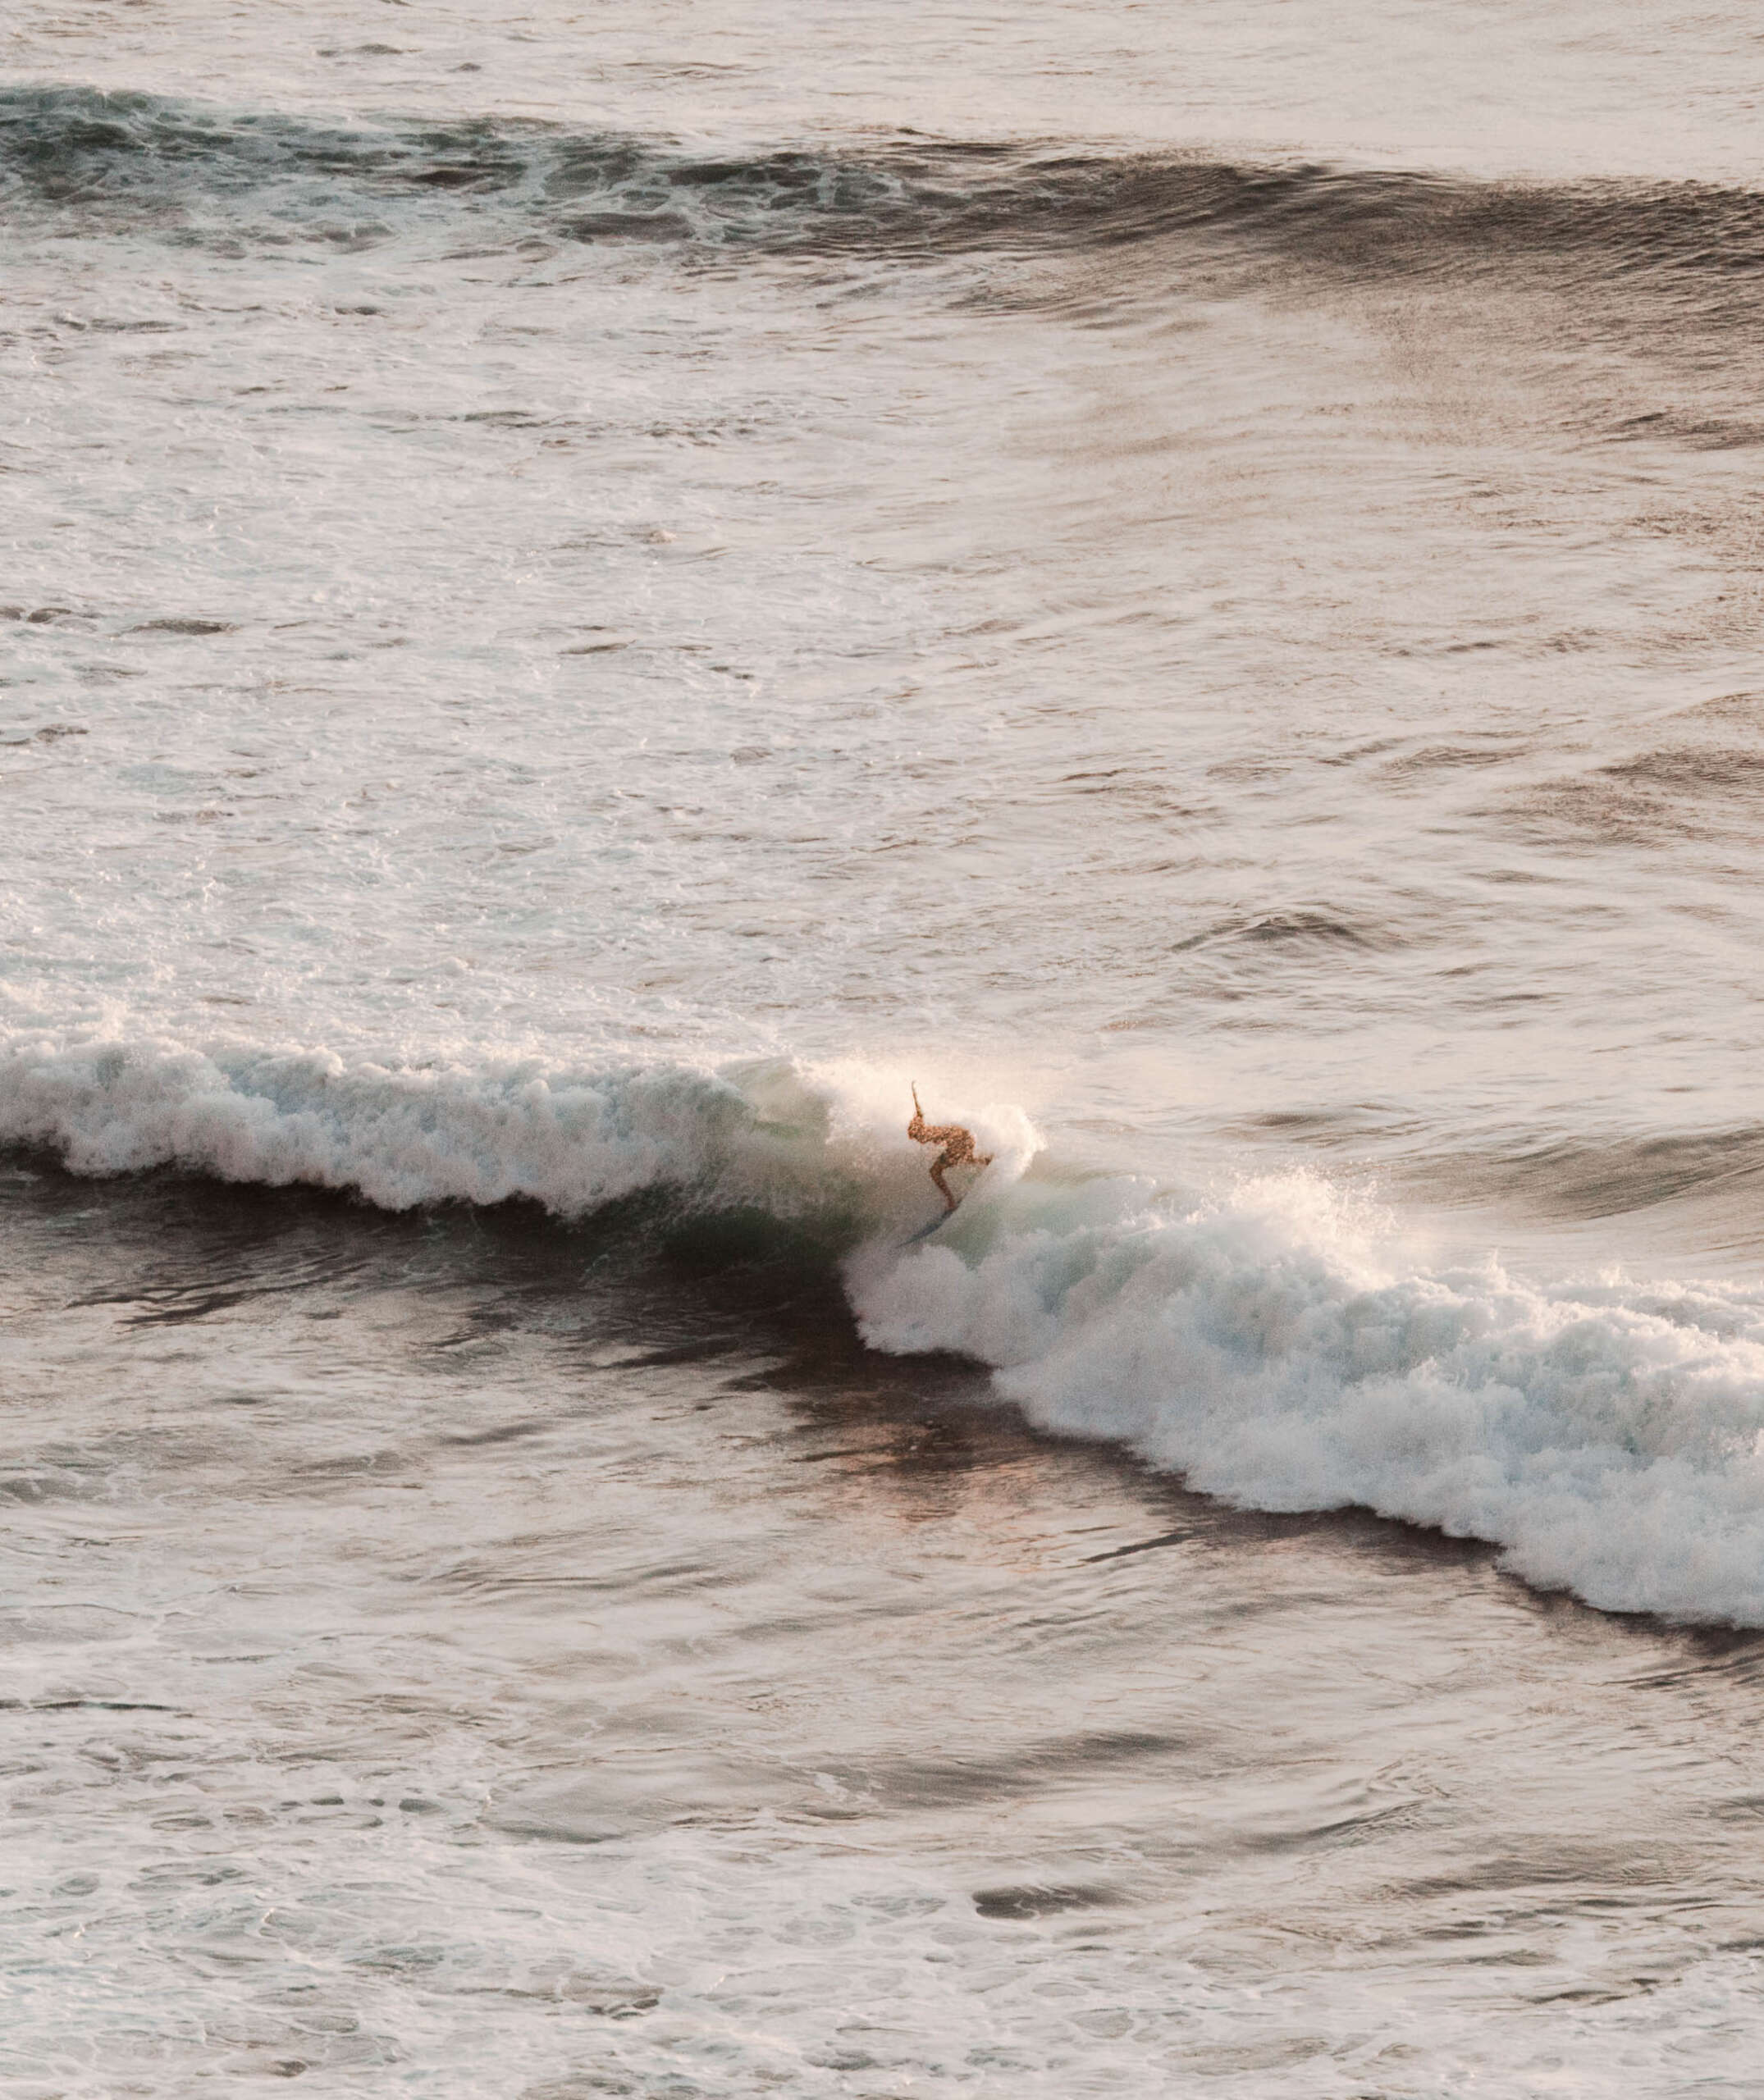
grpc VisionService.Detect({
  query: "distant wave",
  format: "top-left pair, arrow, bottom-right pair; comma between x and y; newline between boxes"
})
11,1025 -> 1764,1625
7,83 -> 1764,297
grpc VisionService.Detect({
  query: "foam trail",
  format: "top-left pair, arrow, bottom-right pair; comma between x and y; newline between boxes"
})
850,1172 -> 1764,1624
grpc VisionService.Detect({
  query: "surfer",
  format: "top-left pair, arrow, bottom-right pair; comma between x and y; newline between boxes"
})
907,1084 -> 993,1212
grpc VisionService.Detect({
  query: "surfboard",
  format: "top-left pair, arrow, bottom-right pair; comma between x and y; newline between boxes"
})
906,1208 -> 957,1244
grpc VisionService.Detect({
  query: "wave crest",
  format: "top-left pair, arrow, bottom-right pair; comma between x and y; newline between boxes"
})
0,1033 -> 856,1220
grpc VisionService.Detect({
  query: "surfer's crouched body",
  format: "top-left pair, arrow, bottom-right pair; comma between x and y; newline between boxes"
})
908,1084 -> 993,1212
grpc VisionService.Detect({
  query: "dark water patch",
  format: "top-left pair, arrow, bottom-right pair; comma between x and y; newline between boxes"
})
1676,688 -> 1764,725
559,209 -> 693,244
1499,774 -> 1677,847
1709,1794 -> 1764,1825
1399,1842 -> 1690,1898
455,409 -> 594,429
1611,1624 -> 1764,1691
1173,905 -> 1406,956
425,1306 -> 523,1351
1082,1527 -> 1195,1564
409,164 -> 499,189
1397,1125 -> 1764,1224
617,1334 -> 745,1367
479,1972 -> 660,2016
64,1225 -> 379,1322
439,1418 -> 551,1449
55,314 -> 180,334
1602,744 -> 1764,793
0,1463 -> 105,1504
1382,740 -> 1535,780
1227,1102 -> 1420,1153
1051,766 -> 1221,826
1498,742 -> 1764,846
973,1882 -> 1119,1920
1238,908 -> 1387,949
124,1285 -> 272,1326
0,1697 -> 181,1714
1615,408 -> 1764,450
825,1728 -> 1190,1813
0,721 -> 88,746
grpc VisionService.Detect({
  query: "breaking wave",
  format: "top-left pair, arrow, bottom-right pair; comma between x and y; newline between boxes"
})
11,1029 -> 1764,1625
852,1175 -> 1764,1625
0,1032 -> 884,1223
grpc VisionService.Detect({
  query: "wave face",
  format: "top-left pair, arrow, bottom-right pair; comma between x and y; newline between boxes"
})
11,1029 -> 1764,1626
8,82 -> 1764,299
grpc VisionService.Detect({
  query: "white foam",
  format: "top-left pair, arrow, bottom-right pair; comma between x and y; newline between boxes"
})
0,1031 -> 859,1218
851,1170 -> 1764,1625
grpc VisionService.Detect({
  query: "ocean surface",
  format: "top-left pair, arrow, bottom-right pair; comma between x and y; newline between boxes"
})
7,3 -> 1764,2092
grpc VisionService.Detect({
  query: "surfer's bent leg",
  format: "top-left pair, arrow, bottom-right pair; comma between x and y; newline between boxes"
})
930,1152 -> 957,1211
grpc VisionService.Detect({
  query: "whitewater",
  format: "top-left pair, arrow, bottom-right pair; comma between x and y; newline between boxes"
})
11,1031 -> 1764,1623
11,2 -> 1764,2093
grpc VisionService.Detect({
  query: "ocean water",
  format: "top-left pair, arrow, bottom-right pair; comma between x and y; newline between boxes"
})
7,3 -> 1764,2092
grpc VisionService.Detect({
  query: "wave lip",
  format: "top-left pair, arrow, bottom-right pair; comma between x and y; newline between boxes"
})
850,1173 -> 1764,1626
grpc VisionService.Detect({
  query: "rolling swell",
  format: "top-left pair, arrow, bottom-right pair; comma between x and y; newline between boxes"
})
7,83 -> 1764,303
12,1029 -> 1764,1626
